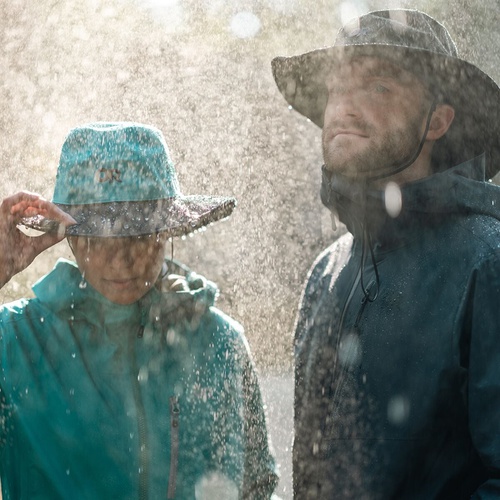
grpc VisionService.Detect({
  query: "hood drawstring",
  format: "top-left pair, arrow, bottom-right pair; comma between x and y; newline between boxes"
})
347,98 -> 436,301
367,98 -> 437,181
360,198 -> 380,302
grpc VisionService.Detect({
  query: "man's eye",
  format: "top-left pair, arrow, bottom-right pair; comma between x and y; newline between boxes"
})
374,84 -> 389,93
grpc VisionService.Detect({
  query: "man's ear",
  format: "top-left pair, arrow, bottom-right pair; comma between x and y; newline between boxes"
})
426,104 -> 455,141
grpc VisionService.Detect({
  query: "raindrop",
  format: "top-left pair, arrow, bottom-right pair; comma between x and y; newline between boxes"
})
195,471 -> 239,500
71,353 -> 76,359
79,280 -> 87,290
338,333 -> 362,367
40,317 -> 44,323
138,366 -> 149,383
229,11 -> 261,39
384,182 -> 402,218
340,1 -> 368,26
166,329 -> 176,345
387,395 -> 410,425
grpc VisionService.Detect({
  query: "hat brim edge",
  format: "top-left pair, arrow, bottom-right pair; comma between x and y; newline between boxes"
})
272,44 -> 500,179
21,196 -> 237,238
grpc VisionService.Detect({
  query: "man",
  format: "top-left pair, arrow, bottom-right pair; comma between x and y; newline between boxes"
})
0,122 -> 278,498
272,9 -> 500,499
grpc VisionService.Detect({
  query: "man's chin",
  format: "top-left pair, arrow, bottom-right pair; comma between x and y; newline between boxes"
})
323,161 -> 366,180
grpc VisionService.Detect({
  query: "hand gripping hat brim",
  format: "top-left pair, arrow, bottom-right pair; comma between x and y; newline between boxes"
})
22,122 -> 236,237
272,9 -> 500,179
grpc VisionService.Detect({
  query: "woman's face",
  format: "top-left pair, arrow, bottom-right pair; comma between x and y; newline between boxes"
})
69,234 -> 167,305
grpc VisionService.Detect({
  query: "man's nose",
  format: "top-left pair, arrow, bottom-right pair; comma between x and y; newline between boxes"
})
328,87 -> 361,118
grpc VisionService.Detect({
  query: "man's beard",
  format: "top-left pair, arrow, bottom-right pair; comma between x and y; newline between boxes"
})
322,115 -> 426,181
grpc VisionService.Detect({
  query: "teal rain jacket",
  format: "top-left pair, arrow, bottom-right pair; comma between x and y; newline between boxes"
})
0,259 -> 278,499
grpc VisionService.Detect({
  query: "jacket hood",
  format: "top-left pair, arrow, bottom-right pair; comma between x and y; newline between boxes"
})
321,154 -> 500,243
32,258 -> 219,333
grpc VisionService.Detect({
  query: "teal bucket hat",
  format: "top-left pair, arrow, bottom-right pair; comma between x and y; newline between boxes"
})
22,122 -> 236,237
272,9 -> 500,179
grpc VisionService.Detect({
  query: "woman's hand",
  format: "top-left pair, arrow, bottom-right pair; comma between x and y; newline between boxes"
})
0,192 -> 76,288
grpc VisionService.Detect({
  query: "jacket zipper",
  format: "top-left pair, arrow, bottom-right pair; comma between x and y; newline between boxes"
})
130,336 -> 149,500
331,266 -> 375,413
167,396 -> 180,499
333,265 -> 362,373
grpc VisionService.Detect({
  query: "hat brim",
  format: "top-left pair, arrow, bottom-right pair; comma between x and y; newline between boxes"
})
21,195 -> 236,238
272,44 -> 500,179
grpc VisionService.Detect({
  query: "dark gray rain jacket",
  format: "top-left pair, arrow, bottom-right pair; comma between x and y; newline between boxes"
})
0,258 -> 278,499
293,155 -> 500,499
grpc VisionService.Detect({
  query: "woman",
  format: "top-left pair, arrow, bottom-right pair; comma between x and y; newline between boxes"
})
0,122 -> 278,499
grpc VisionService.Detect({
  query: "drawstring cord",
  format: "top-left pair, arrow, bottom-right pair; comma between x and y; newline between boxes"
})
368,98 -> 437,181
357,98 -> 437,299
360,192 -> 380,302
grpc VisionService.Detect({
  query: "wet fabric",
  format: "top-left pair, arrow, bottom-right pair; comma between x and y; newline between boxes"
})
293,155 -> 500,499
0,259 -> 278,499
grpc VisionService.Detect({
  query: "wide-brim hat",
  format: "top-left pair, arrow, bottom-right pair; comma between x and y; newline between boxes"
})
272,9 -> 500,180
22,122 -> 236,237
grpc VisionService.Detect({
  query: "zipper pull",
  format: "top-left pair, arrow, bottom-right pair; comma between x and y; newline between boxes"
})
168,396 -> 180,499
170,396 -> 180,426
354,279 -> 376,330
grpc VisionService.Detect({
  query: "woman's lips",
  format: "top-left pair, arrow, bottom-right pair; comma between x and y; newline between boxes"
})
105,278 -> 137,289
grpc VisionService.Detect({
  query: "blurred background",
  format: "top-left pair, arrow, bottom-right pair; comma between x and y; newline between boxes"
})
1,0 -> 499,497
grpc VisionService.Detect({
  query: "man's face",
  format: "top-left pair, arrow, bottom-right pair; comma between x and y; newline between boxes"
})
322,56 -> 432,181
70,234 -> 167,305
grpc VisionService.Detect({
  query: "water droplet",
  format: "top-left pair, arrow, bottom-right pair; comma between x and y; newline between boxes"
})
338,332 -> 362,367
384,182 -> 402,218
138,366 -> 149,383
229,11 -> 261,39
387,395 -> 410,425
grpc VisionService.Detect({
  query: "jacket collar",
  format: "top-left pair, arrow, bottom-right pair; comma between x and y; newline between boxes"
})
32,259 -> 219,331
320,154 -> 500,246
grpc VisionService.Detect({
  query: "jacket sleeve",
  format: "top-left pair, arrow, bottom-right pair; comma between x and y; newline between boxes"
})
207,311 -> 279,499
240,344 -> 280,499
467,251 -> 500,498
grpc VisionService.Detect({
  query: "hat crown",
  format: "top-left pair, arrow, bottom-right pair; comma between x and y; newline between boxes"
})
336,9 -> 458,58
53,122 -> 180,205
